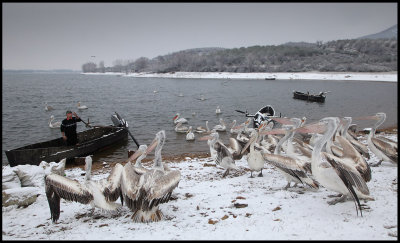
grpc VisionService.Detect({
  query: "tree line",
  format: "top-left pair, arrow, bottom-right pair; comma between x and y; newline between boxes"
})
82,38 -> 397,73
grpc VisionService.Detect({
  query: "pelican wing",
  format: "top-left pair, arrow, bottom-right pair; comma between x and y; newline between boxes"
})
371,137 -> 398,162
323,152 -> 370,195
140,169 -> 181,212
349,138 -> 370,159
215,140 -> 232,164
294,143 -> 312,158
120,163 -> 143,210
263,153 -> 307,182
103,163 -> 124,202
45,174 -> 93,203
45,174 -> 93,222
337,136 -> 371,182
376,136 -> 398,151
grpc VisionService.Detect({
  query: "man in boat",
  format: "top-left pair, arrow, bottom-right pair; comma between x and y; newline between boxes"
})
61,110 -> 83,146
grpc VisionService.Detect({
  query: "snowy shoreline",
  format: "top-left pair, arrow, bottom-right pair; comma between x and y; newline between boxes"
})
82,71 -> 398,82
2,132 -> 398,240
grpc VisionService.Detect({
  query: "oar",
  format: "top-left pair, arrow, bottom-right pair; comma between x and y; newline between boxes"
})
235,109 -> 247,114
114,112 -> 140,148
78,116 -> 92,128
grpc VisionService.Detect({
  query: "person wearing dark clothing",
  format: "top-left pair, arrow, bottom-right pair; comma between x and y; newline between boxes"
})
61,110 -> 82,146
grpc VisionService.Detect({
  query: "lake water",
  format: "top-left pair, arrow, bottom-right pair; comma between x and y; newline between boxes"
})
2,72 -> 397,166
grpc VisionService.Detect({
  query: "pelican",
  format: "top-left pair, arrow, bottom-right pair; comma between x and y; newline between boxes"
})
360,112 -> 397,166
124,130 -> 181,223
260,127 -> 319,190
186,126 -> 195,141
45,156 -> 121,222
301,117 -> 373,216
49,115 -> 61,128
195,121 -> 210,134
45,102 -> 54,111
241,130 -> 265,178
175,122 -> 189,133
173,113 -> 188,124
77,101 -> 88,110
200,132 -> 238,177
229,120 -> 241,134
216,106 -> 222,114
340,117 -> 370,160
213,118 -> 227,132
102,145 -> 150,205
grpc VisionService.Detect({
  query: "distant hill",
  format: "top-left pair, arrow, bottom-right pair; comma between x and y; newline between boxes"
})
358,24 -> 397,39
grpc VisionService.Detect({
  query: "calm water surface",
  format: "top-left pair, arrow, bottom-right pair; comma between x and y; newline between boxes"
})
2,72 -> 397,166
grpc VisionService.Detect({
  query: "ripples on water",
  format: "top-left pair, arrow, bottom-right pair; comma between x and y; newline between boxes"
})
2,72 -> 397,166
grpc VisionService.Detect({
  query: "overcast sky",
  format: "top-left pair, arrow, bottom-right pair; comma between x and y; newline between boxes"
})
2,2 -> 397,70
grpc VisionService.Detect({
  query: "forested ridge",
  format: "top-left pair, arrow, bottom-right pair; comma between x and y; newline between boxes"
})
82,38 -> 397,73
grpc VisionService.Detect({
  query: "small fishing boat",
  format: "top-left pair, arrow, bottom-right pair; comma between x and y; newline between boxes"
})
5,114 -> 130,167
235,105 -> 281,128
293,90 -> 327,103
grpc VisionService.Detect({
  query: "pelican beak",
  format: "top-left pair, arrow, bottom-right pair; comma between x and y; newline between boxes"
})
295,123 -> 326,134
354,115 -> 380,121
272,117 -> 293,125
146,139 -> 158,154
259,128 -> 286,136
128,149 -> 144,162
241,135 -> 256,154
199,135 -> 212,141
173,115 -> 178,121
232,125 -> 243,130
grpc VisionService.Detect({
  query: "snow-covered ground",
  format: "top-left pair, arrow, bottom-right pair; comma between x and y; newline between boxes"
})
2,133 -> 397,240
83,71 -> 398,82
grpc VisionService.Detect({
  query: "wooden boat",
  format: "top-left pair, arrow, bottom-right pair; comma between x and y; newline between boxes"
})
265,77 -> 276,80
293,90 -> 326,103
5,114 -> 131,167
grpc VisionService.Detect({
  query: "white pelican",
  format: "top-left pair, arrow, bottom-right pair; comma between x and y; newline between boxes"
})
195,121 -> 210,134
241,130 -> 265,178
360,112 -> 397,166
77,101 -> 88,110
45,102 -> 54,111
301,117 -> 373,216
126,130 -> 181,223
259,127 -> 319,190
229,120 -> 240,134
200,132 -> 238,177
173,113 -> 188,124
216,106 -> 222,114
340,117 -> 370,160
213,118 -> 227,132
49,115 -> 61,128
186,126 -> 195,141
175,122 -> 189,133
45,156 -> 121,222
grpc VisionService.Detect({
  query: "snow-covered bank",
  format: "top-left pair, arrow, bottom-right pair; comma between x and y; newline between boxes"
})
83,71 -> 398,82
2,133 -> 397,240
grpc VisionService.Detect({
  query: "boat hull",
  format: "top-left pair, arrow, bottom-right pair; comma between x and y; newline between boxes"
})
293,91 -> 326,103
5,126 -> 128,167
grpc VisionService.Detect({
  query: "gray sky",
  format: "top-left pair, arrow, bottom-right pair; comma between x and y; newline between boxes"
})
2,2 -> 397,70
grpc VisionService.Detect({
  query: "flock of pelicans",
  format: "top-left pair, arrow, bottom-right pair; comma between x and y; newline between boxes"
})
44,111 -> 397,224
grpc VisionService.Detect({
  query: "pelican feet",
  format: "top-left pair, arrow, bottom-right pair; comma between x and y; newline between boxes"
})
327,195 -> 347,205
131,207 -> 164,223
327,193 -> 343,198
257,170 -> 263,177
222,169 -> 230,178
283,182 -> 291,190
